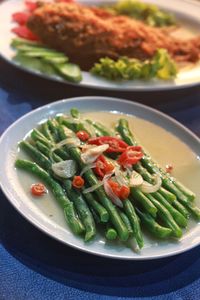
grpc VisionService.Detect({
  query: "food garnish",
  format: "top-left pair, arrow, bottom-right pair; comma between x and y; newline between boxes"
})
91,50 -> 177,80
72,175 -> 85,189
31,183 -> 47,196
103,0 -> 176,27
166,164 -> 173,173
76,130 -> 90,142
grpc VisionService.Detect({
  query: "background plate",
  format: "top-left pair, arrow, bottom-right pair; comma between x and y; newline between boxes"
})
0,96 -> 200,260
0,0 -> 200,91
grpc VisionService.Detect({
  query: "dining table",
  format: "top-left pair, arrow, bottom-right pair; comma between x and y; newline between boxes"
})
0,54 -> 200,300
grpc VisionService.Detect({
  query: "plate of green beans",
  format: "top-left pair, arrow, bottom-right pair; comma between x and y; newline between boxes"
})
0,96 -> 200,259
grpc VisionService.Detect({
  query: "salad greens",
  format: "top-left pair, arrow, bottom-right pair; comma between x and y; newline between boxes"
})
91,49 -> 177,81
104,0 -> 176,27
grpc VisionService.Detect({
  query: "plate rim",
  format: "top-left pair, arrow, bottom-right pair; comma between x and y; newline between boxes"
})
0,0 -> 200,91
0,95 -> 200,260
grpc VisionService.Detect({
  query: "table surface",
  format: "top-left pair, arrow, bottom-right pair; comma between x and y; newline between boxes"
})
0,56 -> 200,300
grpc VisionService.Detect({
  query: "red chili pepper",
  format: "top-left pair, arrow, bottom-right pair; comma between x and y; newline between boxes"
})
88,136 -> 128,153
72,176 -> 85,189
31,183 -> 46,196
117,146 -> 143,167
76,130 -> 90,141
25,0 -> 38,11
166,164 -> 173,173
12,12 -> 31,25
12,26 -> 39,41
108,179 -> 120,196
94,155 -> 114,178
118,185 -> 130,200
108,179 -> 119,190
107,180 -> 130,200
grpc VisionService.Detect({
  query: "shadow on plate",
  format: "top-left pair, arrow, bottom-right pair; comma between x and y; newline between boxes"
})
1,189 -> 200,298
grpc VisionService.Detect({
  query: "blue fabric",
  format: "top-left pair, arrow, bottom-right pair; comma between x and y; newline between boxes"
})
0,57 -> 200,300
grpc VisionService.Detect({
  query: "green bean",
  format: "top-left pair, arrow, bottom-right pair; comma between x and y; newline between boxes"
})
83,191 -> 109,223
90,208 -> 101,224
35,140 -> 51,157
172,199 -> 190,219
123,199 -> 143,248
70,108 -> 113,136
152,192 -> 187,228
118,210 -> 133,235
173,181 -> 195,201
15,159 -> 84,235
159,187 -> 176,203
35,141 -> 61,163
147,194 -> 182,238
131,188 -> 157,217
41,122 -> 54,143
70,108 -> 80,119
92,121 -> 114,136
53,148 -> 70,161
184,202 -> 200,220
162,179 -> 200,219
105,226 -> 118,240
162,177 -> 189,204
19,141 -> 52,171
64,180 -> 96,241
116,119 -> 136,146
47,119 -> 61,143
135,207 -> 172,239
85,119 -> 102,137
58,116 -> 83,133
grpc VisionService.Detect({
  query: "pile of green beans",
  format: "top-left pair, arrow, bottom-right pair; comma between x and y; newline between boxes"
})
116,118 -> 200,220
15,109 -> 199,251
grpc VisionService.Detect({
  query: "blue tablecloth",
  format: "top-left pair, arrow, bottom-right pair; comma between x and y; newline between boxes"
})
0,57 -> 200,300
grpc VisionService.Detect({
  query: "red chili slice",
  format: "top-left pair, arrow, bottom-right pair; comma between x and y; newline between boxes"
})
166,164 -> 173,173
118,185 -> 130,200
107,180 -> 130,200
94,155 -> 114,178
12,12 -> 31,25
117,146 -> 143,167
107,179 -> 119,190
88,136 -> 128,153
72,176 -> 85,189
31,183 -> 46,196
107,179 -> 120,196
12,26 -> 39,41
76,130 -> 90,142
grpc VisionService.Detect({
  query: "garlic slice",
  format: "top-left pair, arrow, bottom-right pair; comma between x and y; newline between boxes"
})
81,144 -> 109,164
129,171 -> 143,187
52,160 -> 77,178
139,174 -> 162,193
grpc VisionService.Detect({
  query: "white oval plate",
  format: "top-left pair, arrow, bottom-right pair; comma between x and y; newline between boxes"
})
0,0 -> 200,91
0,96 -> 200,260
